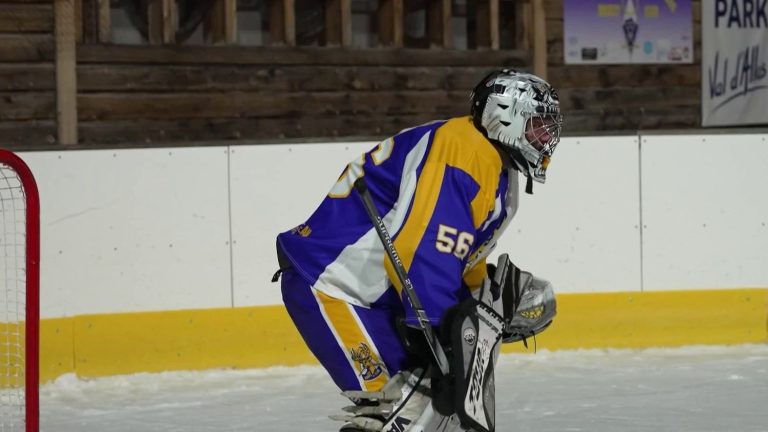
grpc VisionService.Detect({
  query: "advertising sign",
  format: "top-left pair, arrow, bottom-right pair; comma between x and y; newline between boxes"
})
564,0 -> 693,64
702,1 -> 768,127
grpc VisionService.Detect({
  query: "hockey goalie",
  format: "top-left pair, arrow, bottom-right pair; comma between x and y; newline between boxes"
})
274,70 -> 562,432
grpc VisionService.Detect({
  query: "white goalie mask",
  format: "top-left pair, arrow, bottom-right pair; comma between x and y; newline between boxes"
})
471,70 -> 563,185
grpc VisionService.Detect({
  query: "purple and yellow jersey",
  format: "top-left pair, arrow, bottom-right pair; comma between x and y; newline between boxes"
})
277,116 -> 519,326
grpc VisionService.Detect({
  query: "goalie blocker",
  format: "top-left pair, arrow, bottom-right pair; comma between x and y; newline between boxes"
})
435,254 -> 557,432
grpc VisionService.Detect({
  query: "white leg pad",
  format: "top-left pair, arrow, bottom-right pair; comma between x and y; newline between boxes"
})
403,403 -> 465,432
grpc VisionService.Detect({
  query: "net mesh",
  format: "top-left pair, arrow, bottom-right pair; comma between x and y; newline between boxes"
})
0,163 -> 27,432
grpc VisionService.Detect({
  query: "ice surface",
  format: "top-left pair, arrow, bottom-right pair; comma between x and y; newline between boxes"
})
41,344 -> 768,432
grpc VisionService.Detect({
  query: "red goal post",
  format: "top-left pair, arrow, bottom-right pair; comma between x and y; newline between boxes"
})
0,150 -> 39,432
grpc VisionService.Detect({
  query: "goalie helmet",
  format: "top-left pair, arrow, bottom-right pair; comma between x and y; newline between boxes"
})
470,69 -> 563,186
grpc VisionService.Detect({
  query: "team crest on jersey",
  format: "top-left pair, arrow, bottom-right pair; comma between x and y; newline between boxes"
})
350,343 -> 384,381
290,223 -> 312,237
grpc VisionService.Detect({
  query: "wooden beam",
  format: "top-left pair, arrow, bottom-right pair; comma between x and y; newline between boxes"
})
224,0 -> 238,43
268,0 -> 282,44
377,0 -> 403,47
0,93 -> 56,120
77,90 -> 470,121
324,0 -> 351,47
532,0 -> 547,79
489,0 -> 499,49
515,0 -> 531,50
55,0 -> 78,144
77,44 -> 529,67
0,64 -> 55,91
74,64 -> 501,92
79,0 -> 109,43
82,0 -> 110,43
148,0 -> 176,44
0,121 -> 58,151
71,113 -> 465,147
283,0 -> 295,45
427,0 -> 451,49
268,0 -> 295,46
74,0 -> 82,43
148,0 -> 160,43
0,34 -> 55,62
96,0 -> 110,43
0,4 -> 54,33
79,0 -> 93,43
475,0 -> 499,49
207,0 -> 237,44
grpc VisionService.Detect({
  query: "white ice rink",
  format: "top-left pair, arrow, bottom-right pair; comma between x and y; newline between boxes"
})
41,344 -> 768,432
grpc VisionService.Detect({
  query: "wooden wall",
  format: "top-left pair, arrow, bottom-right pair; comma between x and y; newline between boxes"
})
1,0 -> 705,149
71,45 -> 526,146
0,0 -> 57,147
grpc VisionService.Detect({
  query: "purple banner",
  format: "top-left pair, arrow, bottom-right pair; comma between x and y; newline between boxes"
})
564,0 -> 693,64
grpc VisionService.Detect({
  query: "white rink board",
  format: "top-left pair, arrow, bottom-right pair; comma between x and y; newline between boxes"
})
17,132 -> 768,317
494,136 -> 642,293
229,142 -> 376,307
641,134 -> 768,291
22,148 -> 232,318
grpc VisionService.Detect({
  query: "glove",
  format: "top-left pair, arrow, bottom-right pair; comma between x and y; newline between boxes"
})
488,254 -> 557,344
503,274 -> 556,343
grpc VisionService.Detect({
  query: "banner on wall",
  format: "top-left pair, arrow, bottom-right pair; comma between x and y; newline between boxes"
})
563,0 -> 693,64
702,1 -> 768,127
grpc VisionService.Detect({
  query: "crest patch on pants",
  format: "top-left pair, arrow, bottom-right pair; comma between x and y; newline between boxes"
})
350,342 -> 384,381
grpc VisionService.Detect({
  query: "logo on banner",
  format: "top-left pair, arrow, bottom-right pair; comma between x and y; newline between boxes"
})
714,0 -> 767,28
708,45 -> 768,112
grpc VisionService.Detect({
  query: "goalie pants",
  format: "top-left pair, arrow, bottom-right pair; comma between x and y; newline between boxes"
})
281,268 -> 411,392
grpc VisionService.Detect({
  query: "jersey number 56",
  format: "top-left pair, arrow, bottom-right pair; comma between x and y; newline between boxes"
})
436,224 -> 474,259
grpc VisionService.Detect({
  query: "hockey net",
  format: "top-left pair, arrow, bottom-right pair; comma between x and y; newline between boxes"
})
0,150 -> 39,432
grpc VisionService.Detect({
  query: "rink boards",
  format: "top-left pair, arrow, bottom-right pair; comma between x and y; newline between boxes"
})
21,132 -> 768,382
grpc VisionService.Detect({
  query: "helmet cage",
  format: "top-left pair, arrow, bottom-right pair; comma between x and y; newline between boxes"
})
524,112 -> 563,180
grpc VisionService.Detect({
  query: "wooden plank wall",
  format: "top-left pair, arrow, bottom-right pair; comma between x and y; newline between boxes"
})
73,46 -> 527,145
0,0 -> 57,147
1,0 -> 530,147
0,0 -> 705,148
546,0 -> 702,132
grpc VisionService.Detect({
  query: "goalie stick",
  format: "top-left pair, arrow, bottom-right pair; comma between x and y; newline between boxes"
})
353,177 -> 451,376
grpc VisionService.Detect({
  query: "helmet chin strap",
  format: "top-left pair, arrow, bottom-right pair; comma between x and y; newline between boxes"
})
507,149 -> 535,195
490,138 -> 536,195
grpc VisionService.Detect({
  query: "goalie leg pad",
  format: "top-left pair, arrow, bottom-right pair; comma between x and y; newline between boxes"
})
403,403 -> 465,432
448,291 -> 504,432
336,368 -> 467,432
